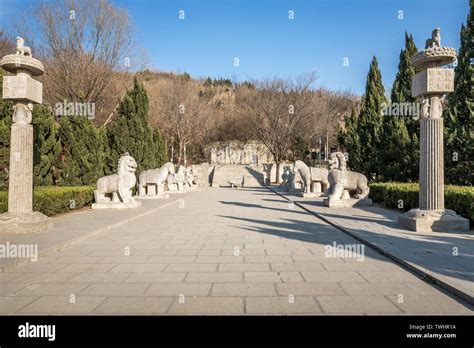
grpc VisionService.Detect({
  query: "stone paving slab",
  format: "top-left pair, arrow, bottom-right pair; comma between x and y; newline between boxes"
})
0,187 -> 472,314
272,186 -> 474,305
0,197 -> 184,270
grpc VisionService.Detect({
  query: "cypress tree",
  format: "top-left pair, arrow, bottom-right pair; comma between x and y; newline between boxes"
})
153,127 -> 168,166
381,33 -> 419,182
57,114 -> 107,186
445,0 -> 474,185
107,77 -> 165,174
338,107 -> 363,173
0,69 -> 12,190
32,104 -> 62,186
357,57 -> 387,180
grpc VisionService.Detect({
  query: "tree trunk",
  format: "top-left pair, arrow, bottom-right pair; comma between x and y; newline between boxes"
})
275,161 -> 281,183
177,142 -> 183,165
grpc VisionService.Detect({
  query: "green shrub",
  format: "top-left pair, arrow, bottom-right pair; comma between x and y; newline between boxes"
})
369,182 -> 474,223
0,186 -> 95,216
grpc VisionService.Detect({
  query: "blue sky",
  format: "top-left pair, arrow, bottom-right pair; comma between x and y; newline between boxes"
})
0,0 -> 469,95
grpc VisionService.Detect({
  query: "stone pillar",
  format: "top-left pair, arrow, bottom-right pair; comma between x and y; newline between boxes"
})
419,117 -> 444,210
398,28 -> 469,232
0,37 -> 53,233
8,123 -> 34,213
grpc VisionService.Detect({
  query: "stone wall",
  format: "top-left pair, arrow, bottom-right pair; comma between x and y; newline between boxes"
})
206,141 -> 273,165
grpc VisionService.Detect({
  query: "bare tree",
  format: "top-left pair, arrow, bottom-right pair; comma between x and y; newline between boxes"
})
237,73 -> 317,182
310,89 -> 357,158
154,76 -> 211,164
0,31 -> 15,58
12,0 -> 136,122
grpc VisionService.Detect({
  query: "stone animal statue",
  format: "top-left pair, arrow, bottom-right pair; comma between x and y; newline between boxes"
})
184,167 -> 197,187
16,37 -> 32,57
327,152 -> 369,200
279,165 -> 292,190
94,153 -> 138,204
167,165 -> 186,191
138,162 -> 175,196
292,160 -> 329,194
425,28 -> 441,49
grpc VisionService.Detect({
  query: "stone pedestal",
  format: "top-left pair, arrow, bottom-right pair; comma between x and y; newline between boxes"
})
398,34 -> 469,232
0,38 -> 52,233
92,200 -> 141,209
398,209 -> 468,233
136,185 -> 169,199
136,194 -> 169,200
323,197 -> 372,208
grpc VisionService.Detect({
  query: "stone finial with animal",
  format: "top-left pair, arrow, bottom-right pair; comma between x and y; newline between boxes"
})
93,153 -> 139,206
425,28 -> 441,49
16,37 -> 32,57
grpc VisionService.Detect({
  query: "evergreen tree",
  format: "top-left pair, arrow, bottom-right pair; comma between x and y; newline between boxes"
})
445,0 -> 474,185
357,57 -> 387,180
381,32 -> 419,182
57,114 -> 107,186
32,104 -> 62,186
0,69 -> 12,190
153,127 -> 168,166
107,76 -> 166,174
338,107 -> 363,173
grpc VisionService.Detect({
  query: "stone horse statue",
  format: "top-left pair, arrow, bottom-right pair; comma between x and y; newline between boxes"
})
138,162 -> 175,196
327,152 -> 369,201
94,153 -> 138,204
167,165 -> 186,192
292,160 -> 329,195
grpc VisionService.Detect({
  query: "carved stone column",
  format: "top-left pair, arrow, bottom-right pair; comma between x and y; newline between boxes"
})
0,38 -> 53,233
398,29 -> 469,232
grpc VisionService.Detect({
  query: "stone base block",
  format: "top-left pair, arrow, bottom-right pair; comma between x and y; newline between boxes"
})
136,194 -> 169,200
323,198 -> 372,208
398,209 -> 470,233
92,200 -> 141,209
167,190 -> 187,194
0,211 -> 53,233
300,192 -> 323,198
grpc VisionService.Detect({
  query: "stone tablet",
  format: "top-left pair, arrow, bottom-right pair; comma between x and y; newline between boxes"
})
412,68 -> 454,97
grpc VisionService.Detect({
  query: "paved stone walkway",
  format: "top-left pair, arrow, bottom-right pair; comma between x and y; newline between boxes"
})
272,187 -> 474,305
0,187 -> 472,314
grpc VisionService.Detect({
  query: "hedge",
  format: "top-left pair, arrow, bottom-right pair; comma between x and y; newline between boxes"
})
369,182 -> 474,223
0,186 -> 95,217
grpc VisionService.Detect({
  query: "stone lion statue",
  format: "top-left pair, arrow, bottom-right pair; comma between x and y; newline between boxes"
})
425,28 -> 441,49
138,162 -> 174,196
327,152 -> 369,200
292,160 -> 329,195
16,37 -> 32,57
94,153 -> 138,204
